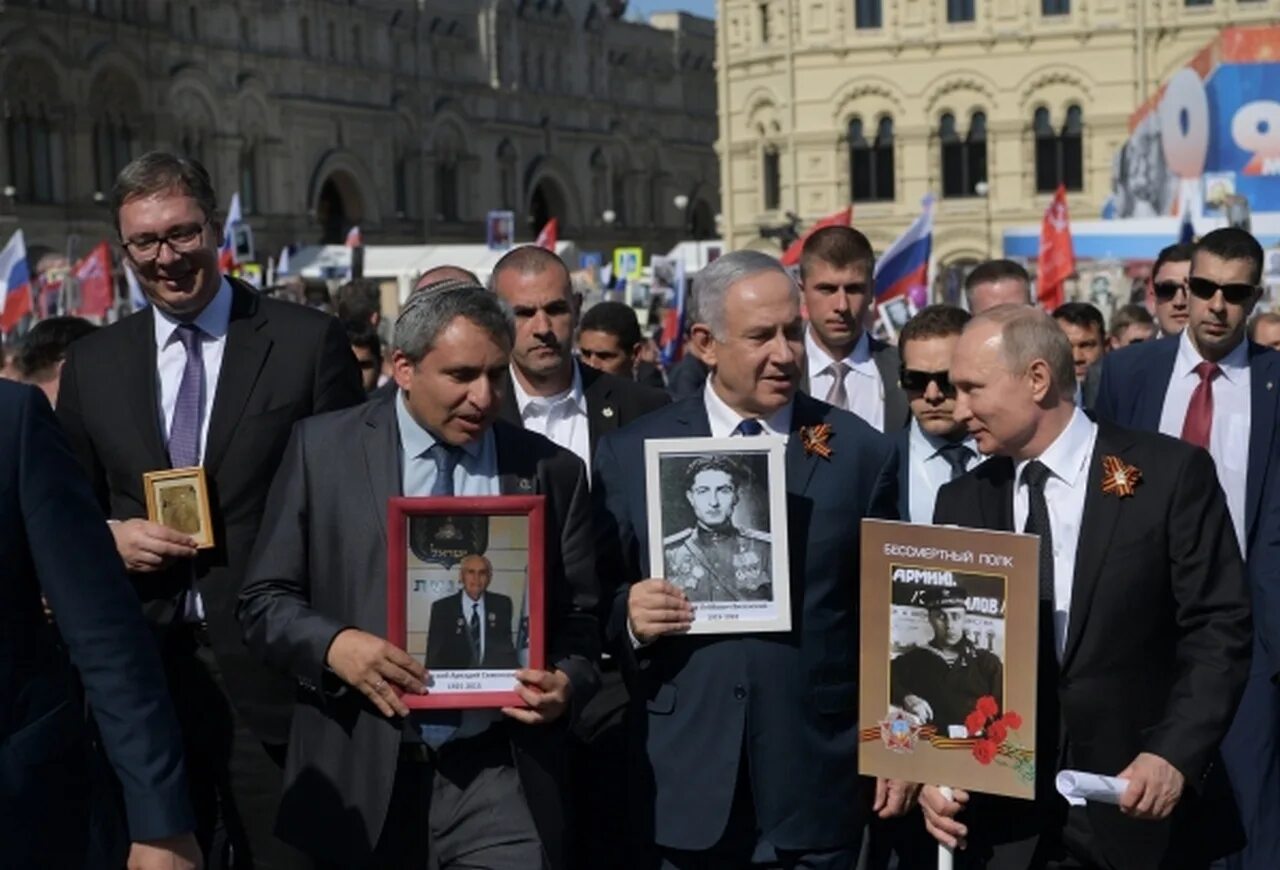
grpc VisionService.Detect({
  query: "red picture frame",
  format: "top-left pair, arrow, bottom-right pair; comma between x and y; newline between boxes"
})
387,495 -> 546,710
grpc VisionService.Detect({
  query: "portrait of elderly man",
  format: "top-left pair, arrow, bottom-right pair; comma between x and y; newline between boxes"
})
425,552 -> 519,671
662,454 -> 772,602
889,584 -> 1003,731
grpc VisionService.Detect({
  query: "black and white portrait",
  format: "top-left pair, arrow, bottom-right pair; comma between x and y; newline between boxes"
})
887,567 -> 1006,736
645,437 -> 791,634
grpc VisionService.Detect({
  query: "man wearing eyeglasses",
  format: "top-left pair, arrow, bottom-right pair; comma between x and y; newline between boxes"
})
1095,226 -> 1280,870
1146,242 -> 1195,337
56,151 -> 364,869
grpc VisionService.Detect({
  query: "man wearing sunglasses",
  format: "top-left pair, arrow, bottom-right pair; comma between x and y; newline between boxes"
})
1146,242 -> 1194,337
1095,226 -> 1280,870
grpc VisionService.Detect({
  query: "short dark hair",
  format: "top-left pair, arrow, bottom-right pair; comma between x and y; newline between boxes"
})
346,322 -> 382,361
336,278 -> 382,328
1195,227 -> 1264,286
580,301 -> 642,350
1109,303 -> 1154,340
1152,242 -> 1194,279
964,259 -> 1031,294
15,316 -> 99,380
683,455 -> 747,491
490,245 -> 571,297
111,151 -> 219,239
898,304 -> 971,353
798,226 -> 875,282
1052,302 -> 1105,335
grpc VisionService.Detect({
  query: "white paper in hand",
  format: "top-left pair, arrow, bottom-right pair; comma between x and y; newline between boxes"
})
1055,770 -> 1129,807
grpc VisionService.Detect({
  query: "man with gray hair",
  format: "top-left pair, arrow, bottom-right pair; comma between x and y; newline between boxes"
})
238,283 -> 600,868
921,305 -> 1251,868
594,249 -> 908,866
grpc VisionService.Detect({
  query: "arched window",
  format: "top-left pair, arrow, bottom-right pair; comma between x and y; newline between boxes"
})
93,117 -> 133,194
590,149 -> 608,219
1034,105 -> 1084,193
849,115 -> 894,202
240,147 -> 258,215
762,147 -> 781,211
941,111 -> 987,198
6,107 -> 62,204
497,140 -> 517,211
435,134 -> 460,222
611,168 -> 628,226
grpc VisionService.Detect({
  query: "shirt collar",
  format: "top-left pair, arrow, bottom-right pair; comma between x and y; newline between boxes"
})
806,327 -> 873,376
1175,329 -> 1249,384
395,391 -> 485,460
510,362 -> 586,418
153,276 -> 233,347
909,417 -> 979,460
1015,405 -> 1096,490
702,380 -> 794,439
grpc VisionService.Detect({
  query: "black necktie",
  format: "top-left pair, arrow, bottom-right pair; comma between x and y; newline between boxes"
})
1021,459 -> 1061,786
936,442 -> 973,481
1021,460 -> 1055,605
469,602 -> 481,666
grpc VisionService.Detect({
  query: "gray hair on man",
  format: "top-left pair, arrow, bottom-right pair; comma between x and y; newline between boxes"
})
690,250 -> 797,339
969,304 -> 1076,402
393,281 -> 515,362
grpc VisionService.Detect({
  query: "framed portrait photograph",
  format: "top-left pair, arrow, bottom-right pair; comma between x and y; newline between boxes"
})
858,519 -> 1040,800
143,467 -> 215,549
485,210 -> 515,251
644,437 -> 791,634
387,496 -> 546,710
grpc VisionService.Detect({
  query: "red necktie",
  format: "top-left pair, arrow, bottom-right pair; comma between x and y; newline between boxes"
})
1180,361 -> 1221,450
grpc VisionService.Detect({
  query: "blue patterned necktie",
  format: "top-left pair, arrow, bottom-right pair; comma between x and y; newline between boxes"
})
427,442 -> 459,496
734,419 -> 764,437
168,323 -> 205,468
417,440 -> 464,748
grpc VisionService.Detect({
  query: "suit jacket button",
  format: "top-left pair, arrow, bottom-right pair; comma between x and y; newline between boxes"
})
733,685 -> 747,700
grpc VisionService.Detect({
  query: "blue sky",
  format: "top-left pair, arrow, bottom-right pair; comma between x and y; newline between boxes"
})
630,0 -> 716,19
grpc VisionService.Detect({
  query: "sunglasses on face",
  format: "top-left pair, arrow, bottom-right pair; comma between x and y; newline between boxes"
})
900,369 -> 955,396
1152,280 -> 1186,302
1187,276 -> 1259,305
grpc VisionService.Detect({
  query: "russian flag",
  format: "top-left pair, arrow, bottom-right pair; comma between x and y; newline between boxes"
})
0,229 -> 32,332
873,196 -> 935,304
219,192 -> 243,273
659,257 -> 688,367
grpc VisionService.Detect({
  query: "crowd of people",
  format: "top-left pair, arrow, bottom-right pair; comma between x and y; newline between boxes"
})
3,150 -> 1278,870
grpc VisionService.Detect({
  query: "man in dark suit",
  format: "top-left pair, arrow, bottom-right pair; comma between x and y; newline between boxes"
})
578,300 -> 667,390
595,250 -> 907,868
921,304 -> 1252,869
798,226 -> 908,432
0,381 -> 199,869
1093,227 -> 1280,869
56,152 -> 364,868
237,283 -> 598,869
1051,302 -> 1105,407
425,553 -> 519,670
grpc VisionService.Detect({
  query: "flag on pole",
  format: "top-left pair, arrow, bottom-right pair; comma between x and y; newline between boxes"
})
659,257 -> 688,367
125,262 -> 148,311
779,207 -> 852,268
535,218 -> 558,251
218,192 -> 243,273
73,242 -> 115,319
0,230 -> 32,332
277,245 -> 291,277
873,196 -> 935,304
1037,185 -> 1075,311
344,225 -> 363,248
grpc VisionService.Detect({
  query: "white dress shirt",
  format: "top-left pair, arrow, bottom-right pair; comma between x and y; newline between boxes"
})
153,278 -> 233,621
703,379 -> 793,440
511,363 -> 590,470
907,420 -> 981,525
1012,407 -> 1098,661
806,328 -> 885,432
460,594 -> 487,663
1157,331 -> 1250,551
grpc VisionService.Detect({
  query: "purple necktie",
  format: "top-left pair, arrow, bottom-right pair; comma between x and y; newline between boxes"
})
168,323 -> 205,468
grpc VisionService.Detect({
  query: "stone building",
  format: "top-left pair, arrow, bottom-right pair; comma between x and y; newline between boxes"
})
717,0 -> 1279,279
1,0 -> 719,261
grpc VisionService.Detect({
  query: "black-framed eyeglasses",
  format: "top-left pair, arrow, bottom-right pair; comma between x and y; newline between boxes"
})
900,368 -> 955,396
1152,280 -> 1187,302
122,221 -> 210,261
1187,276 -> 1259,305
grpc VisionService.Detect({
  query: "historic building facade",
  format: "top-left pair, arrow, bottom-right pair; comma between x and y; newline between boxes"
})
1,0 -> 719,260
717,0 -> 1279,275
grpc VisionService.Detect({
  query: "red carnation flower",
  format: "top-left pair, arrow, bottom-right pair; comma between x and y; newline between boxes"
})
965,710 -> 987,737
1003,711 -> 1023,730
972,738 -> 998,765
987,720 -> 1008,744
976,696 -> 999,718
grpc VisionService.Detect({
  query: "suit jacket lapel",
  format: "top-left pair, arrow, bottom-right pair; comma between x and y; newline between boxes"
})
1060,426 -> 1130,669
1137,338 -> 1179,431
498,371 -> 522,430
205,283 -> 272,475
977,457 -> 1015,532
871,342 -> 906,430
1246,345 -> 1279,543
786,394 -> 826,497
579,362 -> 619,454
494,423 -> 539,495
122,307 -> 169,468
363,398 -> 402,547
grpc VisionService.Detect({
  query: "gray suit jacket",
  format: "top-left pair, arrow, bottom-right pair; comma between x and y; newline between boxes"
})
799,334 -> 909,432
237,398 -> 599,868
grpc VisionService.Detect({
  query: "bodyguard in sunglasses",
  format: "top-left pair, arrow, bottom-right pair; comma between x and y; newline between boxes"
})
1094,226 -> 1280,870
1145,242 -> 1195,337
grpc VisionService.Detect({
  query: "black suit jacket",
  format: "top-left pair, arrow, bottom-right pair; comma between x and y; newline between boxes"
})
236,403 -> 599,869
0,383 -> 192,864
934,422 -> 1251,867
425,590 -> 518,670
799,333 -> 909,431
594,392 -> 899,851
499,360 -> 670,456
56,279 -> 364,742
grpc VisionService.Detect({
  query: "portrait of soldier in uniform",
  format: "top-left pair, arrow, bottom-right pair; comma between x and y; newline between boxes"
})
661,455 -> 773,602
889,584 -> 1003,730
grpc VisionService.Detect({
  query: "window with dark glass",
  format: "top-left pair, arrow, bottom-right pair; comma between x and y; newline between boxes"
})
241,148 -> 257,215
855,0 -> 882,29
436,160 -> 458,221
760,3 -> 770,43
763,148 -> 781,210
94,118 -> 132,194
941,112 -> 988,198
394,157 -> 408,216
1034,105 -> 1084,193
947,0 -> 975,23
849,116 -> 894,202
7,111 -> 60,204
1183,0 -> 1213,7
1042,0 -> 1070,15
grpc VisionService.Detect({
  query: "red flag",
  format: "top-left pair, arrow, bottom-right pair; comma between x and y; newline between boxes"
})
779,207 -> 852,267
1037,186 -> 1075,311
74,242 -> 115,319
535,218 -> 558,251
